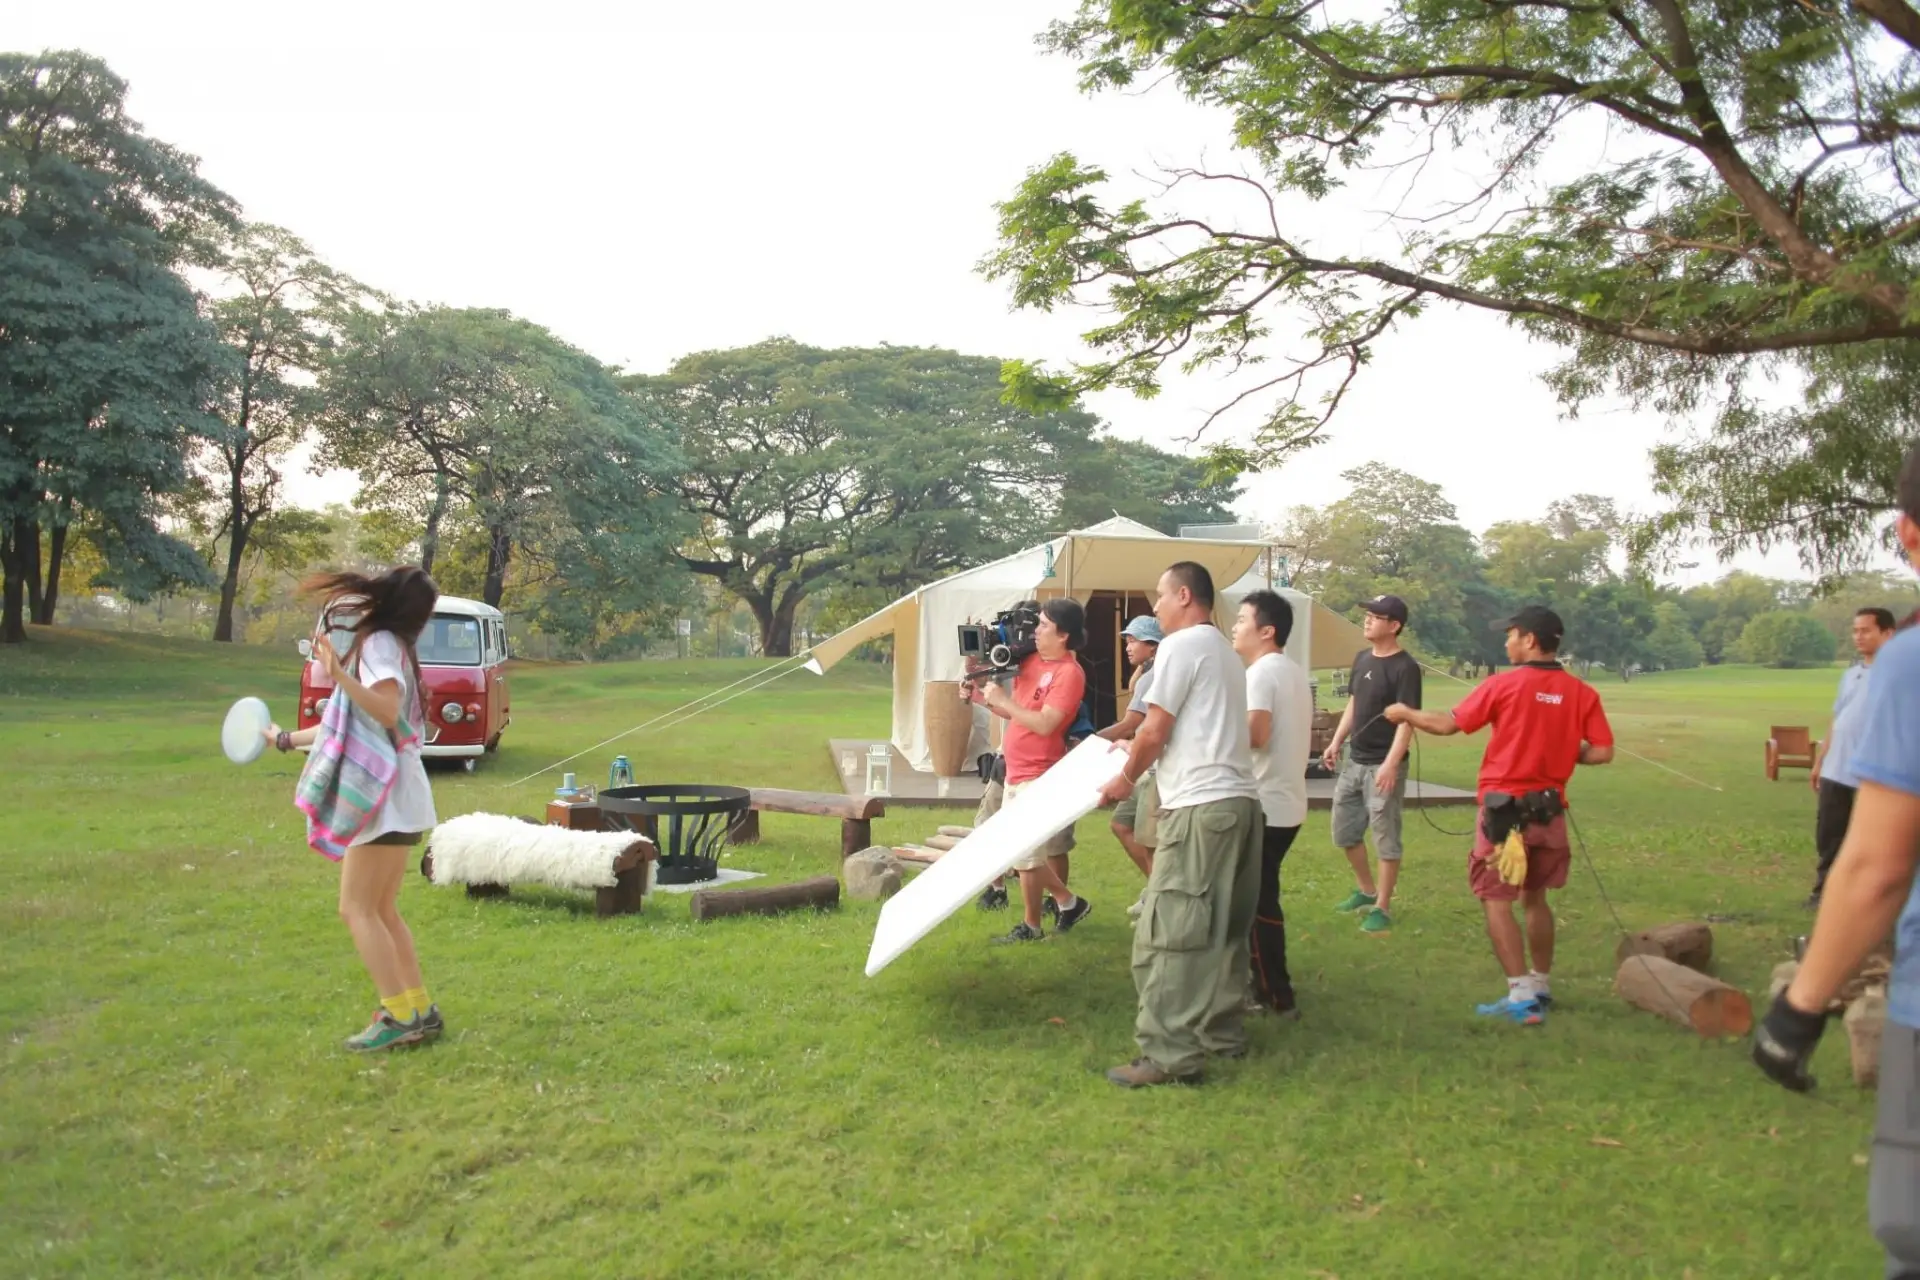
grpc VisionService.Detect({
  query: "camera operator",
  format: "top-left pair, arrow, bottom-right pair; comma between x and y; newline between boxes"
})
967,598 -> 1094,942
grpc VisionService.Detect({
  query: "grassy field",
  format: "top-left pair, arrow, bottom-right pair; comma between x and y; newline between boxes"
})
0,628 -> 1886,1277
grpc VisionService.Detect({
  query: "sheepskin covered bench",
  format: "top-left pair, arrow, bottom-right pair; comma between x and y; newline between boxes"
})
421,812 -> 657,917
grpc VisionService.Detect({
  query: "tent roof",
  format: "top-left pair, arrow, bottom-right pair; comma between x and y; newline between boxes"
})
808,517 -> 1268,670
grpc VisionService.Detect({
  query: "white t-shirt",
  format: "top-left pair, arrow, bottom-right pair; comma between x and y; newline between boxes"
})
1246,650 -> 1311,828
351,630 -> 438,844
1144,623 -> 1257,809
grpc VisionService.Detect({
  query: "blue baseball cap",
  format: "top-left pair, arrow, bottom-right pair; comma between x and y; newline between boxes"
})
1121,615 -> 1163,643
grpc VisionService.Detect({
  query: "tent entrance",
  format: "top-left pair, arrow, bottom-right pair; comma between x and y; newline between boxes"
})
1080,590 -> 1156,732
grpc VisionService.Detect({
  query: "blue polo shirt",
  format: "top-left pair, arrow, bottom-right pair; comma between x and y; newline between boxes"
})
1822,663 -> 1875,788
1854,627 -> 1920,1027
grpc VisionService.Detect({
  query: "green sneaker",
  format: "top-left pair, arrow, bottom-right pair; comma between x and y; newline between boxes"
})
1334,889 -> 1378,913
1359,906 -> 1393,934
344,1010 -> 424,1053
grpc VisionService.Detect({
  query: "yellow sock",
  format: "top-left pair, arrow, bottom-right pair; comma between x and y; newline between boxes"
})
404,987 -> 431,1016
381,994 -> 415,1023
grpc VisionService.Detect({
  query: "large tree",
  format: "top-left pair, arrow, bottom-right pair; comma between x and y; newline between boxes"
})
1056,435 -> 1243,533
195,224 -> 361,641
315,306 -> 682,608
633,340 -> 1104,656
982,1 -> 1920,497
0,51 -> 234,642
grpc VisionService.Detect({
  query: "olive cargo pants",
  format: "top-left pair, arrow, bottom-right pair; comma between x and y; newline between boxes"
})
1132,796 -> 1264,1074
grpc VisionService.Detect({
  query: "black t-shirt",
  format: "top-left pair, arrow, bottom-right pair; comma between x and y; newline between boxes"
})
1347,648 -> 1422,764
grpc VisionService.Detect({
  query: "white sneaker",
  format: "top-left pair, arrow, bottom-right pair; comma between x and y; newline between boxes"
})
1126,894 -> 1146,920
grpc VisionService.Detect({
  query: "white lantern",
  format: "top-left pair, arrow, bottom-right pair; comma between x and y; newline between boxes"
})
865,742 -> 893,797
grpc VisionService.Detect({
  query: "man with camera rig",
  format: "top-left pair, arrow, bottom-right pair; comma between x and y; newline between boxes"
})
965,598 -> 1093,942
1383,606 -> 1613,1026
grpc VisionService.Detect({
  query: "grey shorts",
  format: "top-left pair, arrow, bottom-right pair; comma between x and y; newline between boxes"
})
1110,772 -> 1160,848
1331,759 -> 1406,859
1005,779 -> 1076,871
1872,1020 -> 1920,1276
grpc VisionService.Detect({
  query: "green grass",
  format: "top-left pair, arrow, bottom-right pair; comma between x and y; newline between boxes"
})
0,629 -> 1883,1277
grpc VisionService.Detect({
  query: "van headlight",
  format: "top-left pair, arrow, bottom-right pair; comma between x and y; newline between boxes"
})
441,701 -> 464,723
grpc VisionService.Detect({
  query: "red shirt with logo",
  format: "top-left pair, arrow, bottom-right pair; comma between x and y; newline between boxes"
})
1448,661 -> 1613,802
1001,653 -> 1087,785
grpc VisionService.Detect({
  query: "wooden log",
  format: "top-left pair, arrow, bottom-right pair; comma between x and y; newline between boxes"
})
1769,960 -> 1799,1003
689,875 -> 841,922
841,818 -> 871,861
1615,922 -> 1714,972
936,825 -> 973,839
1847,988 -> 1887,1088
748,787 -> 886,821
923,834 -> 961,851
892,845 -> 943,864
728,809 -> 762,845
594,840 -> 657,918
1615,954 -> 1752,1037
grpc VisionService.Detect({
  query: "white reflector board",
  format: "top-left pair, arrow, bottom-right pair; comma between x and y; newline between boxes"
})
865,736 -> 1129,976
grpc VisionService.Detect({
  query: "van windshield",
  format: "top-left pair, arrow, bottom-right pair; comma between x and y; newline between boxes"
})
317,613 -> 484,667
417,615 -> 483,666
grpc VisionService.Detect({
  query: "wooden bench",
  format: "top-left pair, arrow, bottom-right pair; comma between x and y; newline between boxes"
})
728,788 -> 887,859
419,812 -> 656,918
1766,725 -> 1819,780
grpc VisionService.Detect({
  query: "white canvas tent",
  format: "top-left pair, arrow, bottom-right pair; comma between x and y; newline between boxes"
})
808,516 -> 1365,772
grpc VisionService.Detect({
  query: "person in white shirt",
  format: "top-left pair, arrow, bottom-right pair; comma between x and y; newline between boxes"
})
1807,606 -> 1897,907
1233,589 -> 1311,1017
1096,562 -> 1263,1087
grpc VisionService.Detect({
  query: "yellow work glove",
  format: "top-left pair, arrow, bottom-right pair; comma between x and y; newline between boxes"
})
1496,829 -> 1528,887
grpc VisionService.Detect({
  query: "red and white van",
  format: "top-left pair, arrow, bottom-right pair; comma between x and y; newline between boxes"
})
297,595 -> 512,770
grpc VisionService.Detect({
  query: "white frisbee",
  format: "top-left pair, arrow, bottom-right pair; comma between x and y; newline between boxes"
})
222,696 -> 273,765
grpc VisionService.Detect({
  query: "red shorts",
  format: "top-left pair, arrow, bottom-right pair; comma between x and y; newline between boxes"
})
1467,810 -> 1570,902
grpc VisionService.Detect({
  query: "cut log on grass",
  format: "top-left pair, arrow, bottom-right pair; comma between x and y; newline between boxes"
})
689,875 -> 840,922
1615,955 -> 1752,1038
892,846 -> 943,865
1770,960 -> 1799,1003
936,825 -> 973,839
1615,922 -> 1713,972
1847,988 -> 1887,1088
923,834 -> 961,851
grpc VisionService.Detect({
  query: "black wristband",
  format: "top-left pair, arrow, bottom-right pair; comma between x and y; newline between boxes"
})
276,731 -> 292,753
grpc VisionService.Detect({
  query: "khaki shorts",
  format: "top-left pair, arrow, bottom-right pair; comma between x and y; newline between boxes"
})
1005,778 -> 1077,871
1111,773 -> 1160,848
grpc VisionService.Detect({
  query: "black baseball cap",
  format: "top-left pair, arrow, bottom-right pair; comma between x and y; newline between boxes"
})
1359,594 -> 1408,625
1495,605 -> 1564,649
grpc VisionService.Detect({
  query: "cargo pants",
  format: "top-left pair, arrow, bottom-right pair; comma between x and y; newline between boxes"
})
1874,1021 -> 1920,1279
1132,795 -> 1264,1075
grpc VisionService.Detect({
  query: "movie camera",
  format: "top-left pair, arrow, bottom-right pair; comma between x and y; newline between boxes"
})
956,603 -> 1041,684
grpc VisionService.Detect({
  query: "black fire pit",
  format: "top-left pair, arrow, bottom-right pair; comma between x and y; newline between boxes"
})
598,784 -> 752,885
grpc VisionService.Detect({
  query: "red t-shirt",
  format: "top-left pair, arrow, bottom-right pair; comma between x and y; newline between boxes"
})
1448,662 -> 1613,802
1001,653 -> 1087,785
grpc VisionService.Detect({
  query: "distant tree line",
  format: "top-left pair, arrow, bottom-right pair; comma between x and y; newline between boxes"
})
1,51 -> 1237,653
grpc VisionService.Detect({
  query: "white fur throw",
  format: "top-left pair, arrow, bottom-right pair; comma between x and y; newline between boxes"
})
427,813 -> 654,894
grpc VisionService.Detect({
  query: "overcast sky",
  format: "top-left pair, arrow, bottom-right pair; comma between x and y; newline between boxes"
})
18,0 -> 1905,586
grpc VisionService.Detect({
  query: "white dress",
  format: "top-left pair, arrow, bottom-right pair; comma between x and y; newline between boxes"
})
349,630 -> 439,845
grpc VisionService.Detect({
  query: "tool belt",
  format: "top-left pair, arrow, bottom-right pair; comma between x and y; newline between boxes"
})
1480,788 -> 1565,846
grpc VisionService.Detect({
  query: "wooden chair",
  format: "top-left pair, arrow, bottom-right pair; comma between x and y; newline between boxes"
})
1766,726 -> 1819,781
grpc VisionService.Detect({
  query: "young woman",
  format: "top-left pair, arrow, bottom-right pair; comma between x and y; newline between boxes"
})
265,566 -> 443,1052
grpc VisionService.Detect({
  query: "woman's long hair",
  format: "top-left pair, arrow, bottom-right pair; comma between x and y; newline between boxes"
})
302,566 -> 439,723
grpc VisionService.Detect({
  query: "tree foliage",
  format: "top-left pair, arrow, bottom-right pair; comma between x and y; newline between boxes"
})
0,50 -> 235,642
1738,609 -> 1840,667
315,306 -> 684,611
632,340 -> 1107,657
981,0 -> 1920,554
192,223 -> 363,641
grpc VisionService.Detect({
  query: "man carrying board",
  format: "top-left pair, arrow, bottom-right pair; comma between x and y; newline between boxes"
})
1097,562 -> 1263,1087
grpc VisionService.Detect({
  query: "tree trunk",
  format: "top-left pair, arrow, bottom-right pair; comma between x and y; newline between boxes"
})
1615,954 -> 1752,1037
482,525 -> 512,608
23,518 -> 42,623
1615,922 -> 1713,972
740,589 -> 787,658
1,522 -> 26,643
37,516 -> 67,626
212,506 -> 257,643
419,470 -> 451,575
767,587 -> 804,659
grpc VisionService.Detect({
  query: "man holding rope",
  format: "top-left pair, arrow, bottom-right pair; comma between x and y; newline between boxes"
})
1384,606 -> 1613,1026
1752,443 -> 1920,1277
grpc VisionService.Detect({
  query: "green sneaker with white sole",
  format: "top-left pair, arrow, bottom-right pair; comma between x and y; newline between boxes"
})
344,1010 -> 424,1053
1359,906 -> 1393,934
1333,889 -> 1378,913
